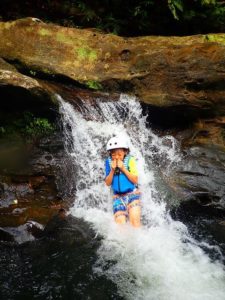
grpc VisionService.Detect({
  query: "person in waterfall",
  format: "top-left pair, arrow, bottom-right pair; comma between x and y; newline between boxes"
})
105,136 -> 141,227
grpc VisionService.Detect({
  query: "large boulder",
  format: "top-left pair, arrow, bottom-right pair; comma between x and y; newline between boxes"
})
0,56 -> 58,111
0,18 -> 225,111
169,144 -> 225,209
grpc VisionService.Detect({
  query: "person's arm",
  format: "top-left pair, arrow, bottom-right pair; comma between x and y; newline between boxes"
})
120,166 -> 138,185
105,159 -> 117,186
105,168 -> 115,186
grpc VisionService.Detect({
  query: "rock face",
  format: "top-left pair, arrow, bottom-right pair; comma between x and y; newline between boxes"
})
0,56 -> 55,97
0,133 -> 69,227
0,18 -> 225,111
171,145 -> 225,209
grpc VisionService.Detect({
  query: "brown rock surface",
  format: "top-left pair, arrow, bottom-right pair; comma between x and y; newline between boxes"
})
0,56 -> 58,107
0,133 -> 69,227
0,18 -> 225,110
0,56 -> 41,88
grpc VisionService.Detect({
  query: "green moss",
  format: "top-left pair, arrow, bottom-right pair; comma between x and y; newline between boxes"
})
89,51 -> 97,62
86,80 -> 102,90
41,67 -> 53,75
77,47 -> 97,62
204,34 -> 225,45
26,27 -> 33,32
56,32 -> 74,45
39,28 -> 51,36
77,47 -> 87,59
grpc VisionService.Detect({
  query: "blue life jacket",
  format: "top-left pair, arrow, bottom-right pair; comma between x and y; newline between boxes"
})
105,155 -> 136,194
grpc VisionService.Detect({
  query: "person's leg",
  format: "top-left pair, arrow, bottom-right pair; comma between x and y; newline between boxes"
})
128,200 -> 141,227
113,196 -> 127,225
114,211 -> 127,224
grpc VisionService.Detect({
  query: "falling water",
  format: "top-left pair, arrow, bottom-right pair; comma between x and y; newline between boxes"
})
59,94 -> 225,300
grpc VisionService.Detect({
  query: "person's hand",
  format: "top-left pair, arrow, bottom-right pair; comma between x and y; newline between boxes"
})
117,160 -> 125,171
111,160 -> 117,170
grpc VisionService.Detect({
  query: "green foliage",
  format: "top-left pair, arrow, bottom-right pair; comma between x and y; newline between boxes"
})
210,4 -> 225,26
201,0 -> 216,5
0,112 -> 55,142
70,0 -> 225,34
77,0 -> 98,22
168,0 -> 184,20
29,70 -> 37,76
133,1 -> 154,17
96,14 -> 123,35
86,80 -> 102,90
23,116 -> 55,139
131,0 -> 155,31
0,126 -> 5,134
2,0 -> 224,35
167,0 -> 225,23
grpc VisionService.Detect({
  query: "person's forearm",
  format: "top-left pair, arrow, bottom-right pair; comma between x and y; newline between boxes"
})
105,169 -> 115,186
121,168 -> 138,185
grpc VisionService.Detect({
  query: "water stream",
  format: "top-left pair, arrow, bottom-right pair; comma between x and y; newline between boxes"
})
59,94 -> 225,300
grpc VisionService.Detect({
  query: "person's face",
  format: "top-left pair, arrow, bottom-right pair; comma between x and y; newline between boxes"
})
110,148 -> 127,161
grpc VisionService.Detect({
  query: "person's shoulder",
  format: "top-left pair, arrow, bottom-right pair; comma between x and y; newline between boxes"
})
127,155 -> 137,166
128,155 -> 136,162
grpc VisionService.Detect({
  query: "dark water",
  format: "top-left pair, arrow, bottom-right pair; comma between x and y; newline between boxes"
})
172,201 -> 225,264
0,236 -> 123,300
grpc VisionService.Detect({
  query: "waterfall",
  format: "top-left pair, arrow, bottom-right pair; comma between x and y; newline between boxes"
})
59,94 -> 225,300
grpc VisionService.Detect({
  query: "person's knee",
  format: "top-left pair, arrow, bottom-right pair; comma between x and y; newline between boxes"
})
129,207 -> 141,227
114,213 -> 126,224
116,218 -> 126,225
130,218 -> 141,227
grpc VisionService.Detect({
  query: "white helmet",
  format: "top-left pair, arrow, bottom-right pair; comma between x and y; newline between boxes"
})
106,136 -> 129,151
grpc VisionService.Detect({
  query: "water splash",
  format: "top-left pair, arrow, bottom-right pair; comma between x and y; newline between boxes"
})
59,94 -> 225,300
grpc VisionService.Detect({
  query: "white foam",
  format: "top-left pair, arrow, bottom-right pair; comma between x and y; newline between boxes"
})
59,94 -> 225,300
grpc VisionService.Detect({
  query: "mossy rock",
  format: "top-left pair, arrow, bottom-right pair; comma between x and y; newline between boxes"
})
1,18 -> 225,108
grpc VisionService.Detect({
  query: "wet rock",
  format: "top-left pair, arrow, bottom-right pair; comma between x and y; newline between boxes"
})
1,222 -> 44,244
170,144 -> 225,209
206,221 -> 225,244
0,132 -> 69,227
42,210 -> 97,245
46,81 -> 120,110
0,57 -> 17,72
171,117 -> 225,148
171,200 -> 225,260
0,206 -> 96,246
0,57 -> 57,106
0,227 -> 14,242
0,18 -> 225,112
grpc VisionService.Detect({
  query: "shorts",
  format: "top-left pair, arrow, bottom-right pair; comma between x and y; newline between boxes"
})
113,189 -> 141,215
